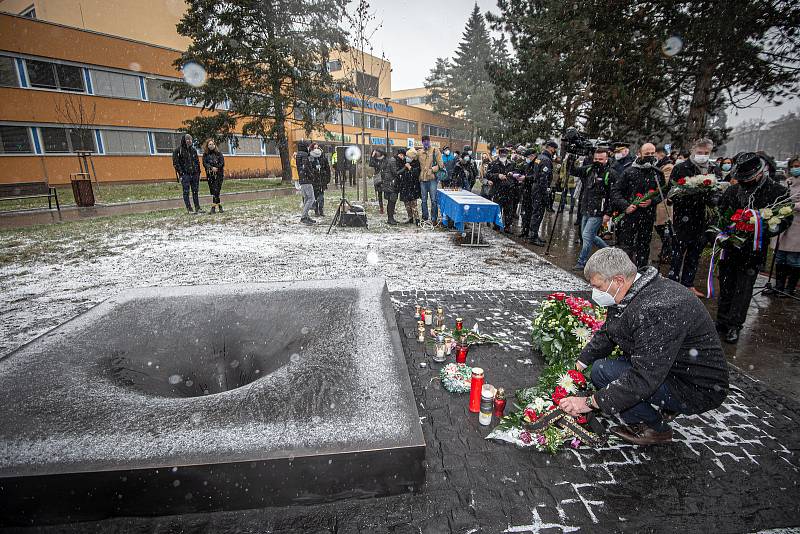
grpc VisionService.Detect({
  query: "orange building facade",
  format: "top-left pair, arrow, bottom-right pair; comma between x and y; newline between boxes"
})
0,13 -> 485,186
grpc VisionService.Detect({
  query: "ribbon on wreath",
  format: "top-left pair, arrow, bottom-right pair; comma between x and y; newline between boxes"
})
522,407 -> 606,448
751,209 -> 764,252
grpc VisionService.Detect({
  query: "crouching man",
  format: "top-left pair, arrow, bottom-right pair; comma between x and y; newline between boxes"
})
559,247 -> 729,445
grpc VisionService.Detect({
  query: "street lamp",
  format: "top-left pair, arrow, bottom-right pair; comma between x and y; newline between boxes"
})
383,96 -> 391,154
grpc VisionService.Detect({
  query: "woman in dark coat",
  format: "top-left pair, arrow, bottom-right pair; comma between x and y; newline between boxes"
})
398,147 -> 422,225
202,139 -> 225,213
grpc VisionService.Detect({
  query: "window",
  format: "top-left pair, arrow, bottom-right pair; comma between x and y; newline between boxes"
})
368,114 -> 384,130
234,137 -> 262,155
326,60 -> 342,72
153,132 -> 183,153
264,140 -> 279,156
20,6 -> 36,18
145,78 -> 184,104
355,71 -> 379,98
424,124 -> 450,138
91,70 -> 141,99
0,126 -> 32,153
102,130 -> 149,154
0,57 -> 18,88
26,60 -> 85,92
40,127 -> 96,153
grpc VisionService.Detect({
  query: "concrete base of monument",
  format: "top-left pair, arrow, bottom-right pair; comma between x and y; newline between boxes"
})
0,280 -> 425,526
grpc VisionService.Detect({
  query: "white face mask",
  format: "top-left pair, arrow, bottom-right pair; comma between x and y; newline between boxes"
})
591,279 -> 620,307
691,154 -> 709,165
310,148 -> 322,158
675,158 -> 685,165
614,152 -> 624,160
463,156 -> 470,162
499,157 -> 507,163
444,150 -> 451,156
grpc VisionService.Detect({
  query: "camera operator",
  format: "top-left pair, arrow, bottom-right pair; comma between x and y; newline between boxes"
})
572,147 -> 617,270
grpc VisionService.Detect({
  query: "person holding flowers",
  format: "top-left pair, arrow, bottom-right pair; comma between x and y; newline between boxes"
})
558,247 -> 729,446
765,155 -> 800,297
611,143 -> 668,268
714,152 -> 794,343
668,138 -> 723,296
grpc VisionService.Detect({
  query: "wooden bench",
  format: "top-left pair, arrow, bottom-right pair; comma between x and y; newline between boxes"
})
0,182 -> 60,211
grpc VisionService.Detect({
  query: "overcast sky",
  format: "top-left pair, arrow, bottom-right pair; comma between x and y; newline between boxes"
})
364,0 -> 798,127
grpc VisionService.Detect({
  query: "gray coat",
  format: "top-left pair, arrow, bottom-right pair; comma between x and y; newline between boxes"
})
578,267 -> 729,416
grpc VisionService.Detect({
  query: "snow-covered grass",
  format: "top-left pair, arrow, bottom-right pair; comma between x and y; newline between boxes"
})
0,191 -> 584,357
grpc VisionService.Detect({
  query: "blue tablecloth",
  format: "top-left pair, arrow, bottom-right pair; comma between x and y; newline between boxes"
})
436,189 -> 504,232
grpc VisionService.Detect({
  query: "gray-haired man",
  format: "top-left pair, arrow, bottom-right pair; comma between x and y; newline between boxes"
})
559,247 -> 729,445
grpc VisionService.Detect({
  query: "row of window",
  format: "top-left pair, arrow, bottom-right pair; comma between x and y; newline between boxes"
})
393,95 -> 438,106
0,55 -> 201,106
0,125 -> 278,156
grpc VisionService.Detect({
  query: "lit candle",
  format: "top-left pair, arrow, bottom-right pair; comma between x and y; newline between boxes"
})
424,309 -> 433,326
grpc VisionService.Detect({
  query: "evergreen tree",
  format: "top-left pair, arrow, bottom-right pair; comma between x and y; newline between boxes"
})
167,0 -> 348,181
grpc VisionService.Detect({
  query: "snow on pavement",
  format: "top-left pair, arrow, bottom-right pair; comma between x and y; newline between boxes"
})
0,215 -> 584,357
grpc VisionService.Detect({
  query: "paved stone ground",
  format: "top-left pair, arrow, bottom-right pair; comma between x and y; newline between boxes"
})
17,290 -> 800,534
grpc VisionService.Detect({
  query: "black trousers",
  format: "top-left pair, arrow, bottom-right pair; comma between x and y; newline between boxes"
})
385,192 -> 398,220
207,172 -> 223,204
313,186 -> 325,215
717,256 -> 760,329
180,174 -> 200,211
529,187 -> 547,239
668,236 -> 704,287
519,188 -> 532,233
617,217 -> 655,268
499,197 -> 516,229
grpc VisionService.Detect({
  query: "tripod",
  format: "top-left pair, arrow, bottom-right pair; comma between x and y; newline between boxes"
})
327,175 -> 352,235
752,235 -> 800,301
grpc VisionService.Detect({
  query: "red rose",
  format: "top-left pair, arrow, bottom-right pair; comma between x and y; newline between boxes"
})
648,189 -> 655,194
567,369 -> 586,387
703,179 -> 712,186
576,415 -> 588,424
635,193 -> 644,198
523,407 -> 538,422
548,404 -> 557,410
552,386 -> 568,405
549,292 -> 566,301
677,178 -> 686,185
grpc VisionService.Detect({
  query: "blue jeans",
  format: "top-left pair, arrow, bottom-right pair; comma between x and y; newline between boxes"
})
420,180 -> 438,222
591,357 -> 683,432
577,215 -> 607,266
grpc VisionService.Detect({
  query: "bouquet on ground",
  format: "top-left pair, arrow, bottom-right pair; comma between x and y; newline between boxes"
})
487,369 -> 603,453
611,189 -> 661,224
668,173 -> 725,199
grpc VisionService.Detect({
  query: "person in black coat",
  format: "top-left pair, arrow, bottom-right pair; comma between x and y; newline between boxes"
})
525,141 -> 558,245
668,138 -> 722,293
452,151 -> 478,191
611,143 -> 668,267
370,148 -> 401,225
559,248 -> 729,446
202,139 -> 225,214
714,152 -> 793,343
611,143 -> 634,176
572,148 -> 617,269
308,143 -> 331,217
398,147 -> 422,225
172,133 -> 202,214
486,147 -> 518,233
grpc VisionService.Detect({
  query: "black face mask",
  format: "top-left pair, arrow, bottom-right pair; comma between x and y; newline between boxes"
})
637,156 -> 657,166
739,176 -> 760,188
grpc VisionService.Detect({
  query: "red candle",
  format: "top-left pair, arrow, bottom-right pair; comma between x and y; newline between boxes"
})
456,342 -> 469,364
494,387 -> 507,418
468,367 -> 484,413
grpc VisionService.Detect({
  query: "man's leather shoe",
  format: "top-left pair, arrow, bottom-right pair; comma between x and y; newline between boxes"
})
609,423 -> 673,445
660,410 -> 679,423
724,327 -> 739,344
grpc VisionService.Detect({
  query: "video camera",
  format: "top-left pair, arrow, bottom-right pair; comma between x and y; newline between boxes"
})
562,127 -> 615,157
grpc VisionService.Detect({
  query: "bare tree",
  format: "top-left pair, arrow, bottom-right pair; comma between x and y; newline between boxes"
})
54,94 -> 98,181
344,0 -> 389,203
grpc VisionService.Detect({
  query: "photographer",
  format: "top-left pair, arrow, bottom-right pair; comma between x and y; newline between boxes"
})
308,143 -> 331,218
572,148 -> 616,270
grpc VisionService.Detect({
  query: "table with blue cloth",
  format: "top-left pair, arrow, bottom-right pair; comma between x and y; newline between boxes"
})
436,189 -> 504,247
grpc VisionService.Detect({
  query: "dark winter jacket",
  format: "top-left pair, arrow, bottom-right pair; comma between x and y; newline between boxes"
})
670,159 -> 722,242
296,149 -> 312,186
452,159 -> 478,190
716,177 -> 793,266
574,162 -> 617,218
308,153 -> 331,190
202,151 -> 225,179
578,266 -> 729,416
611,163 -> 667,223
486,158 -> 518,203
531,151 -> 555,191
612,153 -> 634,176
398,159 -> 421,202
378,156 -> 403,194
172,142 -> 200,177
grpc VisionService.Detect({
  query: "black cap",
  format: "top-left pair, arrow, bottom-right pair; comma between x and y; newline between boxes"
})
524,148 -> 537,157
732,152 -> 765,181
373,147 -> 386,156
396,147 -> 407,155
498,147 -> 510,155
545,140 -> 559,149
613,142 -> 630,150
463,145 -> 472,152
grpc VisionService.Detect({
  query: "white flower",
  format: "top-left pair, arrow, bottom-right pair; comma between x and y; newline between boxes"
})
558,373 -> 578,394
531,397 -> 553,413
779,206 -> 793,216
768,216 -> 781,226
761,208 -> 773,219
572,325 -> 591,342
